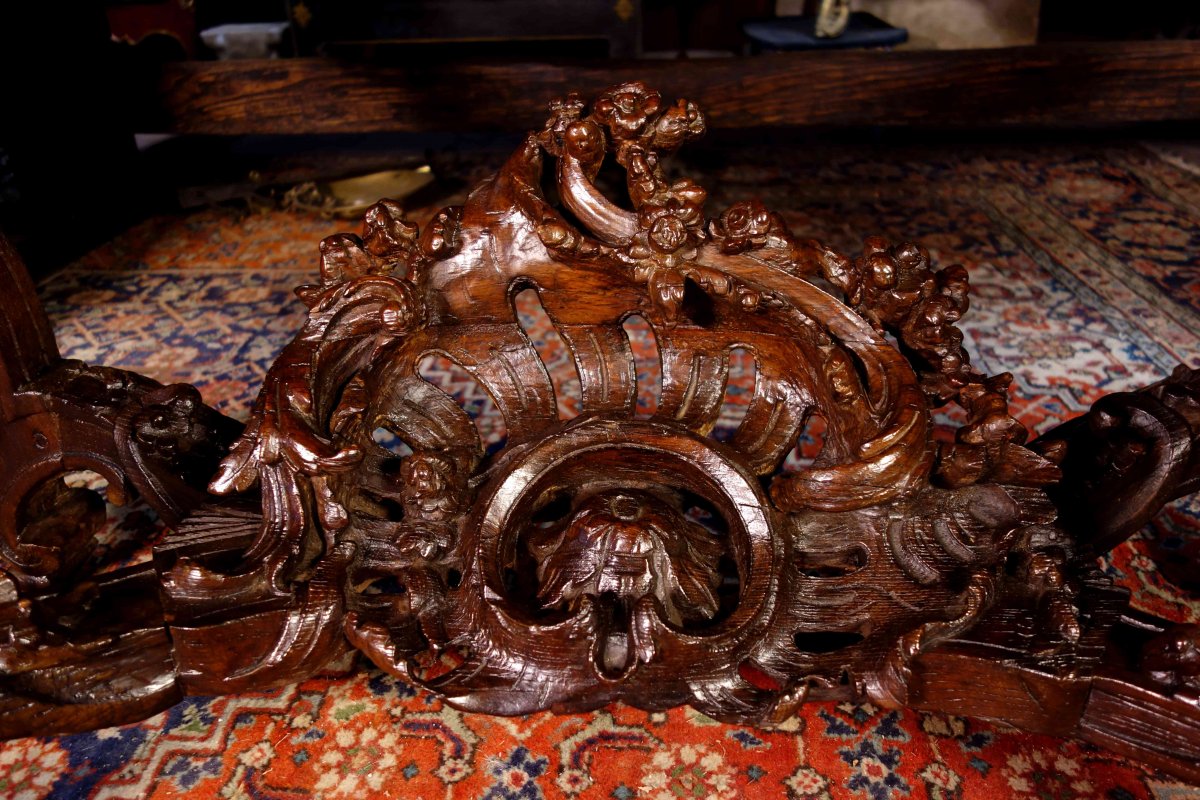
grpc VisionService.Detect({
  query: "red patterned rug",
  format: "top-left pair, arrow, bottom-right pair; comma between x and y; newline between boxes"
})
4,139 -> 1199,799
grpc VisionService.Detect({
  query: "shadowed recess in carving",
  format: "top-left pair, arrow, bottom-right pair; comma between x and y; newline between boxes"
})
530,490 -> 573,529
596,592 -> 634,678
622,315 -> 661,419
514,287 -> 582,420
361,574 -> 407,596
793,629 -> 866,654
704,550 -> 743,628
795,544 -> 869,578
502,490 -> 584,622
680,278 -> 717,328
679,489 -> 728,536
711,347 -> 756,443
366,495 -> 406,523
371,427 -> 414,459
846,347 -> 873,402
779,411 -> 827,473
18,472 -> 105,580
595,156 -> 638,212
20,470 -> 162,575
417,353 -> 508,454
678,489 -> 740,625
348,428 -> 413,522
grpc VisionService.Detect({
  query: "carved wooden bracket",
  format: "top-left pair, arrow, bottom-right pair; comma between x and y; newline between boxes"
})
1,84 -> 1198,781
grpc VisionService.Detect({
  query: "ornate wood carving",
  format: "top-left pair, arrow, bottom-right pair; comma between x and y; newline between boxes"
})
1,84 -> 1199,780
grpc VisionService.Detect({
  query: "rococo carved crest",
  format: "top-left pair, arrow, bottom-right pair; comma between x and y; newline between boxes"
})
0,83 -> 1198,780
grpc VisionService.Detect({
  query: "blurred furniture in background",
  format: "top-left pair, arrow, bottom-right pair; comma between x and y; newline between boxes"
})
288,0 -> 642,59
106,0 -> 197,60
777,0 -> 1041,49
200,21 -> 290,59
742,11 -> 908,51
134,41 -> 1200,135
1041,0 -> 1200,42
1,0 -> 1199,271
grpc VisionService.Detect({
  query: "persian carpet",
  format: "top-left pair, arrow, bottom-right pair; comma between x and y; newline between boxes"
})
2,139 -> 1200,799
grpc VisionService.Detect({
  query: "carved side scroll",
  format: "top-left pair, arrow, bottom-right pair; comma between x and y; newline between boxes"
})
0,238 -> 240,734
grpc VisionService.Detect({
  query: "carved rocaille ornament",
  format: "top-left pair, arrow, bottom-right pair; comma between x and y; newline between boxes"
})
1,84 -> 1199,779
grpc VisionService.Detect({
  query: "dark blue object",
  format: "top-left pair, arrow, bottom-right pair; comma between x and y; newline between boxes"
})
743,11 -> 908,51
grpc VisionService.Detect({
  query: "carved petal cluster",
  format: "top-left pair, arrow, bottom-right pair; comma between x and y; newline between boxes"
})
529,492 -> 724,625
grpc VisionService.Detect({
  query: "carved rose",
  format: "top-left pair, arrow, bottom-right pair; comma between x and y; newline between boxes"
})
592,82 -> 663,141
722,201 -> 773,238
629,198 -> 704,266
709,200 -> 801,267
362,199 -> 420,266
318,233 -> 378,286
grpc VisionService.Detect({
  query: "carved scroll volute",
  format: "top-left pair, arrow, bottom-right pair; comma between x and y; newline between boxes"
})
0,236 -> 253,735
453,420 -> 779,703
0,359 -> 239,595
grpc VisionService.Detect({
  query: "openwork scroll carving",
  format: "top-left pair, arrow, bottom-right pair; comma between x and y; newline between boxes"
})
0,84 -> 1198,781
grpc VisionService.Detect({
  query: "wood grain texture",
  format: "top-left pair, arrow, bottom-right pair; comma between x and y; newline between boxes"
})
3,81 -> 1200,780
134,42 -> 1200,135
1081,673 -> 1200,784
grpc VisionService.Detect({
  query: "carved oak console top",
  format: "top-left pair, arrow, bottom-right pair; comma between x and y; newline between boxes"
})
0,83 -> 1198,782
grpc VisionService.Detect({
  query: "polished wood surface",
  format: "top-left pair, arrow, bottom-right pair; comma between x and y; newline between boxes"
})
133,42 -> 1200,135
2,83 -> 1199,779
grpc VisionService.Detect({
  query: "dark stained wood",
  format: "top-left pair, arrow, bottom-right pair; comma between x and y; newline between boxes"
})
0,238 -> 240,735
0,236 -> 59,411
134,42 -> 1200,135
2,81 -> 1200,781
1041,366 -> 1200,557
1081,675 -> 1200,784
